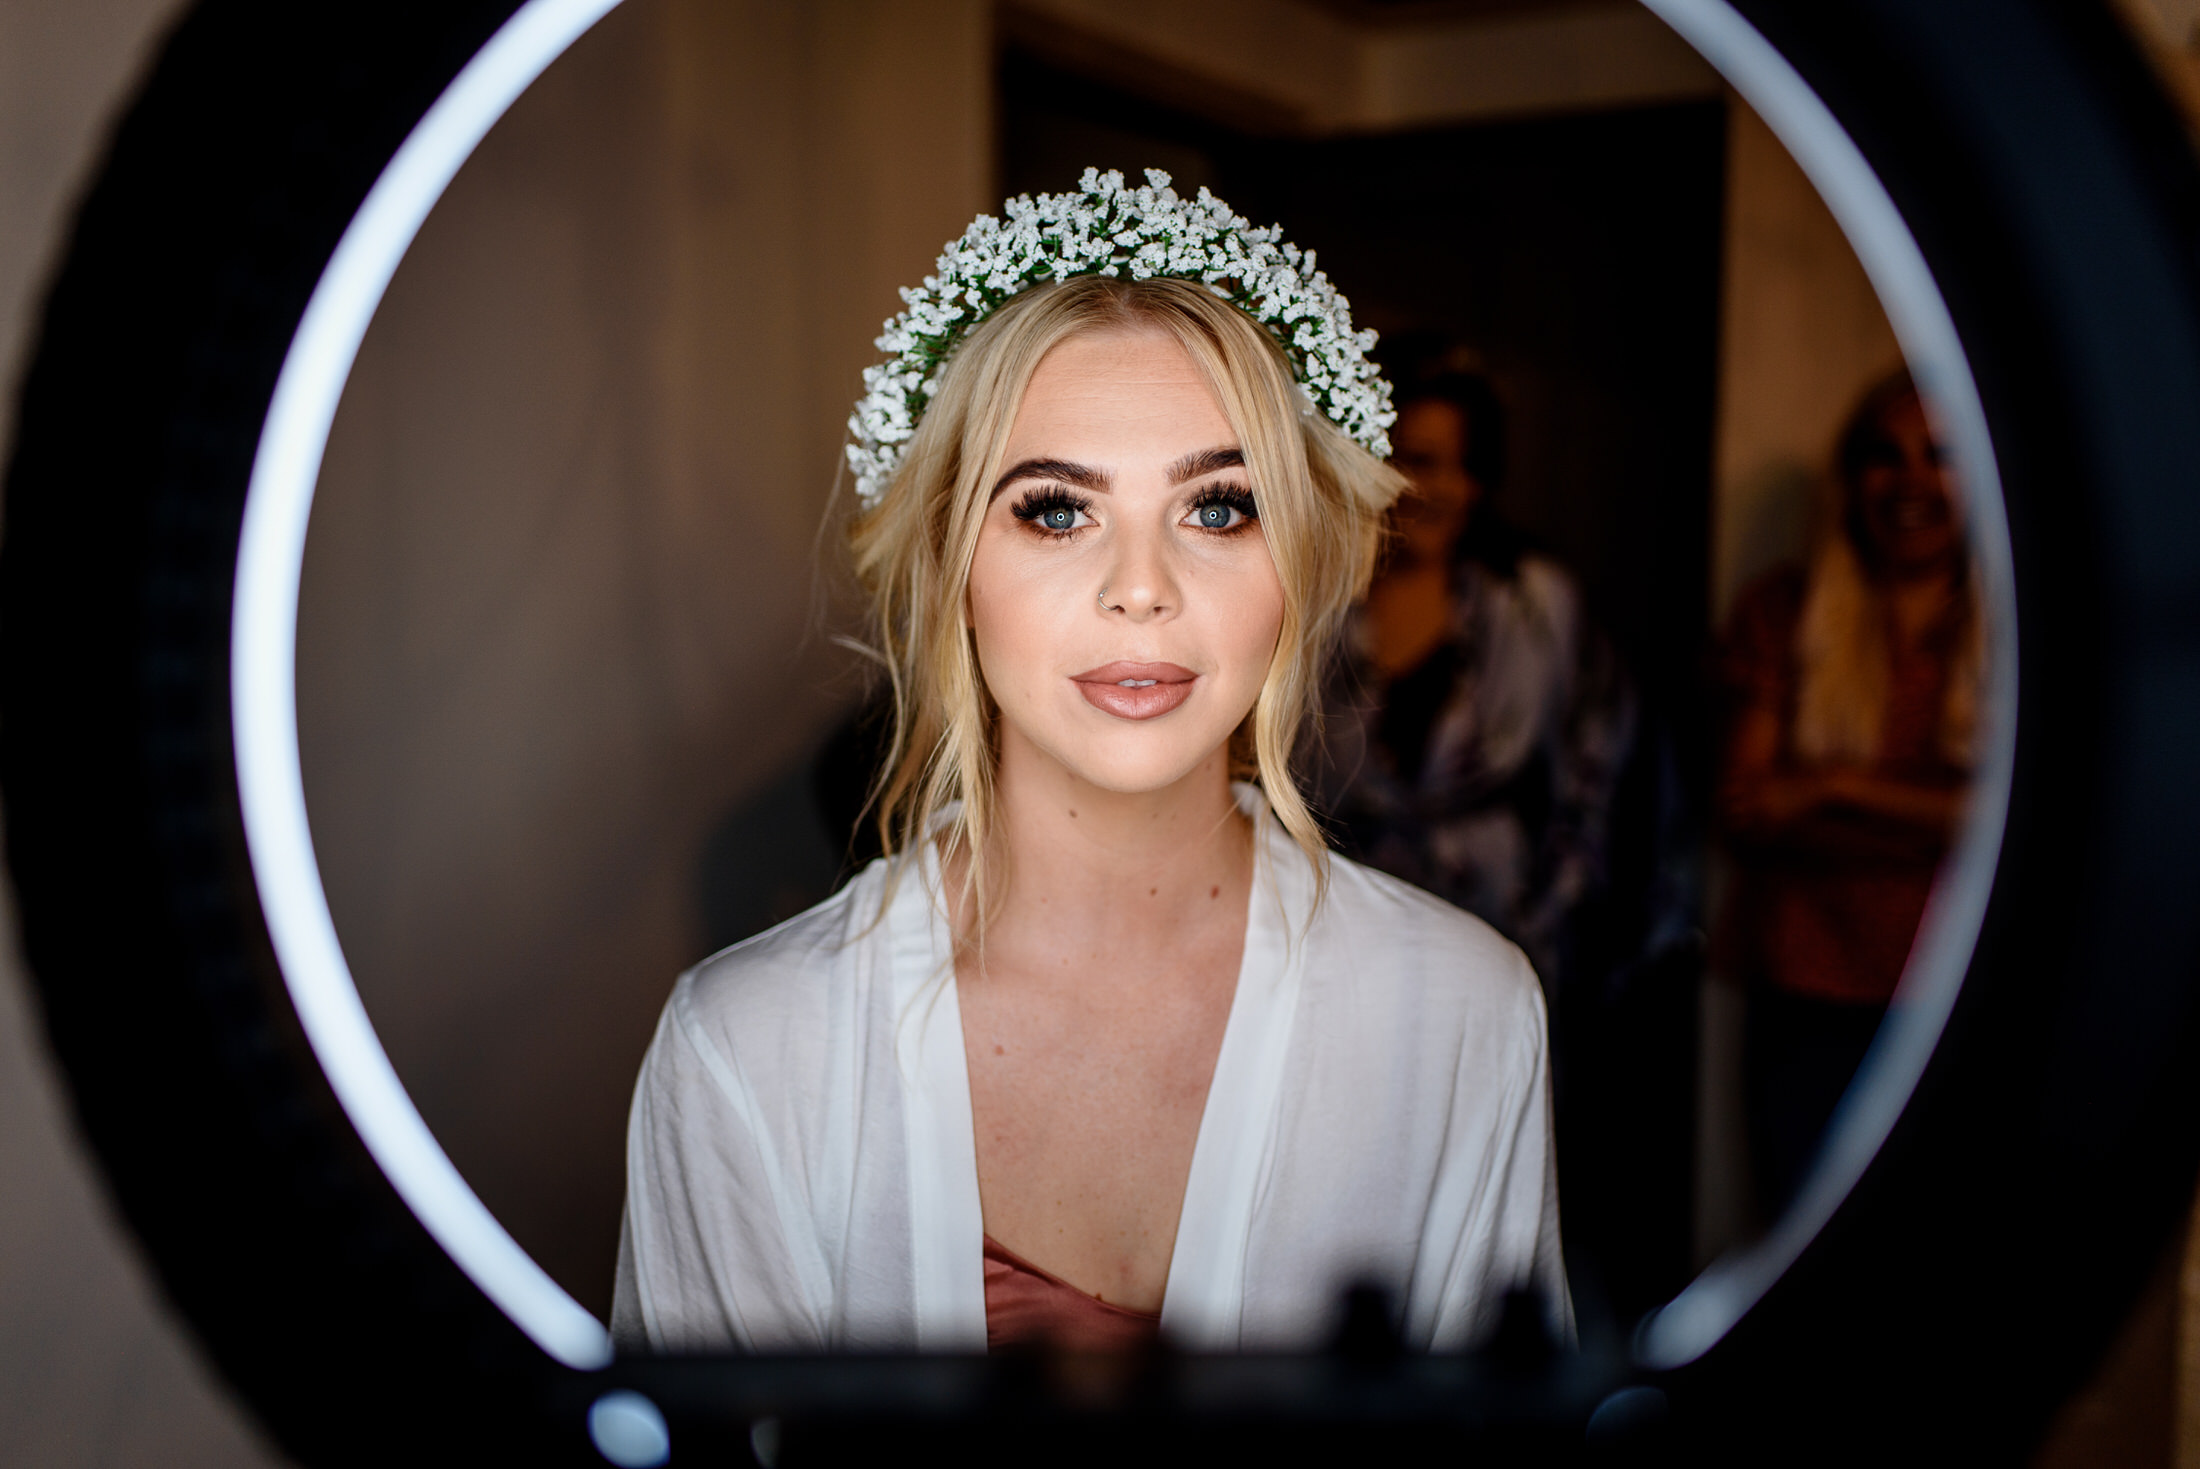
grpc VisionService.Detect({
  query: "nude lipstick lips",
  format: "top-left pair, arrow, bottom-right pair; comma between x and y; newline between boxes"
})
1071,660 -> 1197,720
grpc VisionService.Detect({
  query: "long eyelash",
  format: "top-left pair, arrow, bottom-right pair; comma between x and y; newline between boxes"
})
1191,483 -> 1259,521
1010,485 -> 1092,524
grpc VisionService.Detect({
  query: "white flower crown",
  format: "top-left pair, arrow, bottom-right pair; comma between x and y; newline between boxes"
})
845,168 -> 1396,509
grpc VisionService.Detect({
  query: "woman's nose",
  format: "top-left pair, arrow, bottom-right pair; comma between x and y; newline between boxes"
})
1101,529 -> 1179,621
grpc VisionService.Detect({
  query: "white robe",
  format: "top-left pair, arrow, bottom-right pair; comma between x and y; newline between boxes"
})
612,784 -> 1569,1353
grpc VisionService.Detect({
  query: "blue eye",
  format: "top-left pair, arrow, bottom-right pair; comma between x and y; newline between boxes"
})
1011,489 -> 1092,533
1187,487 -> 1256,530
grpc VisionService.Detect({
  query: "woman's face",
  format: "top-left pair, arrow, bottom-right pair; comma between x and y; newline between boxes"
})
966,328 -> 1286,797
1386,398 -> 1478,563
1854,390 -> 1962,576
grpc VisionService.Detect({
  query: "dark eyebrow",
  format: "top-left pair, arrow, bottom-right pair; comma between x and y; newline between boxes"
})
990,458 -> 1111,501
1169,446 -> 1245,484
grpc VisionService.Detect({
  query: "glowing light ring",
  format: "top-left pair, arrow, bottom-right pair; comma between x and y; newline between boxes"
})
1632,0 -> 2018,1369
232,0 -> 626,1370
228,0 -> 2013,1376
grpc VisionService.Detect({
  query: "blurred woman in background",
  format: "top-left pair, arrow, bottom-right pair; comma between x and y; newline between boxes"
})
1717,370 -> 1981,1218
1314,370 -> 1635,999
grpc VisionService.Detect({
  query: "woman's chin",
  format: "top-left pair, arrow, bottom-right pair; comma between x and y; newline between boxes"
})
1061,756 -> 1224,798
1032,729 -> 1236,799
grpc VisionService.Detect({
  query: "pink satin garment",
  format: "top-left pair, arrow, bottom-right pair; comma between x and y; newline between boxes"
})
982,1234 -> 1162,1352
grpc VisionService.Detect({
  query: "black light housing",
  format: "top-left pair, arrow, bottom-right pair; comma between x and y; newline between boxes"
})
5,1 -> 2200,1462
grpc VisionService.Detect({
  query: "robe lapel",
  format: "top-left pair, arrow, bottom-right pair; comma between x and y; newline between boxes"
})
1158,785 -> 1311,1348
895,840 -> 988,1352
895,789 -> 1308,1353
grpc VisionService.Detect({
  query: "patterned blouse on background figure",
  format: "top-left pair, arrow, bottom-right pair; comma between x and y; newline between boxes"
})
1314,521 -> 1636,998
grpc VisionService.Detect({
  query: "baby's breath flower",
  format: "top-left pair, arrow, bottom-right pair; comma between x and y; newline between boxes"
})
846,168 -> 1395,507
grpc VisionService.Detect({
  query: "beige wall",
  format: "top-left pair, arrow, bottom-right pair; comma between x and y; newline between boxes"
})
2137,0 -> 2200,47
298,0 -> 992,1311
1691,93 -> 1903,1266
0,3 -> 288,1464
1007,0 -> 1716,131
1708,97 -> 1902,623
1355,4 -> 1717,129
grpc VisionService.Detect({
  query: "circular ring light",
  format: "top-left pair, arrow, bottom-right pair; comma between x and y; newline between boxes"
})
8,0 -> 2200,1458
1630,0 -> 2018,1369
230,0 -> 2021,1376
232,0 -> 624,1374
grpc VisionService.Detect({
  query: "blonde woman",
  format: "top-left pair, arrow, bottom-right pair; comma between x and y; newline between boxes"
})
1717,370 -> 1980,1217
613,174 -> 1567,1355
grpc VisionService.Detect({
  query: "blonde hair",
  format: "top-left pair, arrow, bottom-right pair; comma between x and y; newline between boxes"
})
847,275 -> 1405,930
1792,373 -> 1983,768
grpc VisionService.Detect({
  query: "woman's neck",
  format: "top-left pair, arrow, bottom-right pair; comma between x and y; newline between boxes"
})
949,725 -> 1253,971
1879,559 -> 1964,648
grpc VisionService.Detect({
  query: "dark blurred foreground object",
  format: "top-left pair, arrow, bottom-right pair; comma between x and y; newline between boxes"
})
8,1 -> 2200,1464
